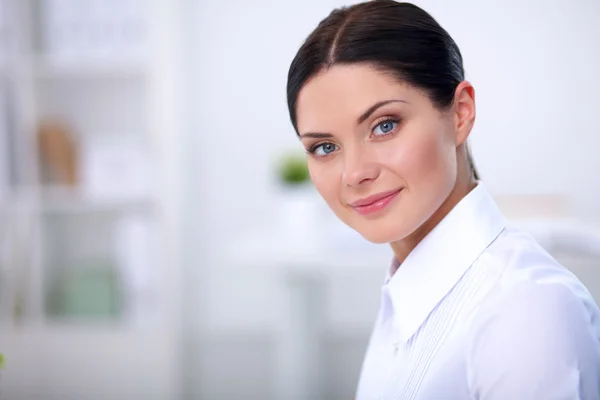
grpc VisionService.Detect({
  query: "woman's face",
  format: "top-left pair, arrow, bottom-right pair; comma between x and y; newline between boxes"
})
296,64 -> 470,244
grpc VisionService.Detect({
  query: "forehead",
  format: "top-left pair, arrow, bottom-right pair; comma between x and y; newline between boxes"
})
296,64 -> 417,132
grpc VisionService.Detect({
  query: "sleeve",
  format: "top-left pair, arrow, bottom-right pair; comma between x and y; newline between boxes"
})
467,282 -> 600,400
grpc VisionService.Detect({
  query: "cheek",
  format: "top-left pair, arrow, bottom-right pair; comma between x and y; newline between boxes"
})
381,122 -> 455,184
309,161 -> 341,207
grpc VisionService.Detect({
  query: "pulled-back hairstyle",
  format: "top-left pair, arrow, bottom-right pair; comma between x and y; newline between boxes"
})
286,0 -> 478,179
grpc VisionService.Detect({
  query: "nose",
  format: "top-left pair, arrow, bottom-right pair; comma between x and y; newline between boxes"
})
342,147 -> 379,188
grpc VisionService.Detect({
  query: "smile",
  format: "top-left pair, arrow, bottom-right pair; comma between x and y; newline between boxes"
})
350,189 -> 402,216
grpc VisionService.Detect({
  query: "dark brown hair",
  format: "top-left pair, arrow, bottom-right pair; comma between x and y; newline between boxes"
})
286,0 -> 479,179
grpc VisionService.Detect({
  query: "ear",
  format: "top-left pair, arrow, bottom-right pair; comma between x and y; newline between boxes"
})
453,81 -> 476,146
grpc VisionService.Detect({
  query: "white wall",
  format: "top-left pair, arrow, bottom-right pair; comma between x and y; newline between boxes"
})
435,0 -> 600,219
190,0 -> 600,255
190,0 -> 347,250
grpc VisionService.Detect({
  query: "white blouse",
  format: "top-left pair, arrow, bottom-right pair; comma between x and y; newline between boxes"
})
355,183 -> 600,400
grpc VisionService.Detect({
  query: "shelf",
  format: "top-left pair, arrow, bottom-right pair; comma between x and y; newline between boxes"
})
41,196 -> 155,215
0,319 -> 129,335
33,57 -> 147,80
43,186 -> 153,211
1,55 -> 147,80
0,186 -> 156,214
0,2 -> 182,398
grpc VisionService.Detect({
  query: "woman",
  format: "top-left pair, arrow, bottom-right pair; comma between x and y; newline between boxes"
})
286,1 -> 600,399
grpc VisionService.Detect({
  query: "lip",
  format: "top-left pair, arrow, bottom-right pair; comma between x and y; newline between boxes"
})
350,189 -> 402,216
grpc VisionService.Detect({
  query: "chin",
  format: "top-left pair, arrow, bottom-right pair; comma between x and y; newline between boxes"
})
353,222 -> 412,245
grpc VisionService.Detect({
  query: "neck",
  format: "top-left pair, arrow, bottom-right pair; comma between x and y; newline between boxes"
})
390,174 -> 477,271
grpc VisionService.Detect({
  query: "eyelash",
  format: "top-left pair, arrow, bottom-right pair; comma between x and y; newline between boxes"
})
305,116 -> 401,157
370,116 -> 401,138
306,142 -> 331,155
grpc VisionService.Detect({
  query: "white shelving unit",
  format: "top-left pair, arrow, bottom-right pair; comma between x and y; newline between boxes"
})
0,1 -> 184,399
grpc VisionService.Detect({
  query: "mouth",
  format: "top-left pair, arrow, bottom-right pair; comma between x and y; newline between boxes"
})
350,189 -> 402,216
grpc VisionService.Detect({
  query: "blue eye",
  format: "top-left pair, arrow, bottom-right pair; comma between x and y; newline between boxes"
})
313,142 -> 338,157
373,120 -> 398,136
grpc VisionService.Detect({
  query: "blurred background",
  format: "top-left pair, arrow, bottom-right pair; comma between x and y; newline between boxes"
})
0,0 -> 598,399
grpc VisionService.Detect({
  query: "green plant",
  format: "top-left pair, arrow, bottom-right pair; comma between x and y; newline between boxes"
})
0,352 -> 5,369
278,153 -> 310,185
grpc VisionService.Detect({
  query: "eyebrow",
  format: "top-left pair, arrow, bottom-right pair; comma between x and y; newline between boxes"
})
299,98 -> 408,139
357,99 -> 408,125
299,132 -> 333,139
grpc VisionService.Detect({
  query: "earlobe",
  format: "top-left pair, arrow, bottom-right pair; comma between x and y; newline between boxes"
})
454,81 -> 476,146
